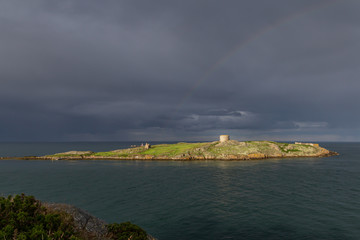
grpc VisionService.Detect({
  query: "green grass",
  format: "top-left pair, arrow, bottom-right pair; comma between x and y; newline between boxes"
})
275,142 -> 311,153
279,148 -> 301,153
69,142 -> 213,158
139,142 -> 210,157
207,141 -> 263,156
93,152 -> 129,157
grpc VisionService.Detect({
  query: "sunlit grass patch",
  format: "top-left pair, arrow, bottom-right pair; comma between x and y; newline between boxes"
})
140,142 -> 210,156
93,152 -> 129,157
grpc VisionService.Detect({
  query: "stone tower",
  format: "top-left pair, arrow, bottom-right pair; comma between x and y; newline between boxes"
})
219,135 -> 230,142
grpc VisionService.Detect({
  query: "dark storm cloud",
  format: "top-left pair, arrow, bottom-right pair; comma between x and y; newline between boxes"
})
1,0 -> 359,141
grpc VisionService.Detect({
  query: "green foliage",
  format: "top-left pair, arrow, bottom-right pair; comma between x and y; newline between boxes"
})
0,194 -> 80,240
107,222 -> 148,240
0,194 -> 150,240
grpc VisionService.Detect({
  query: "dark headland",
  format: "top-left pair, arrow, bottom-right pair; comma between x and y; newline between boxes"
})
4,135 -> 338,161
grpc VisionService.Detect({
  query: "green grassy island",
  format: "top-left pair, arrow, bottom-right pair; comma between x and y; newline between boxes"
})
16,136 -> 337,161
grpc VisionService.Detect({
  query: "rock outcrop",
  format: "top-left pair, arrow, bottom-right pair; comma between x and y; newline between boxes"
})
44,203 -> 108,239
44,203 -> 157,240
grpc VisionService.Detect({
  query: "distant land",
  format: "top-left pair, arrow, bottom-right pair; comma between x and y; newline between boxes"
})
2,135 -> 338,161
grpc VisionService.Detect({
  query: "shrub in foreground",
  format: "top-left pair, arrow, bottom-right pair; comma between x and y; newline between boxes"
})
107,222 -> 148,240
0,194 -> 79,239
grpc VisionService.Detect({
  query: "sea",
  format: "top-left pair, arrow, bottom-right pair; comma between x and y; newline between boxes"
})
0,142 -> 359,240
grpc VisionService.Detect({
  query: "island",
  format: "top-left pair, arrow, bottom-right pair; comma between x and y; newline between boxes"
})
10,135 -> 338,161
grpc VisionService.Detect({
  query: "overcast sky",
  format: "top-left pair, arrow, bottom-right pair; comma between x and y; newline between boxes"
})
1,0 -> 360,142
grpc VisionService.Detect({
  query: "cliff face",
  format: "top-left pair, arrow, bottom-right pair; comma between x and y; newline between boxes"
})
33,140 -> 337,161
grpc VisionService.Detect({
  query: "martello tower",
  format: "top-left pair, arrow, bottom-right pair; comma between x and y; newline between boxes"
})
219,135 -> 230,142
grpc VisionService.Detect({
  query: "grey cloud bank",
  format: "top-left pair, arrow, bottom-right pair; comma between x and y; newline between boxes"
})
1,0 -> 360,141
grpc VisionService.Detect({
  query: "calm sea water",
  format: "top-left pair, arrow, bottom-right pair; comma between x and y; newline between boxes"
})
0,142 -> 359,240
